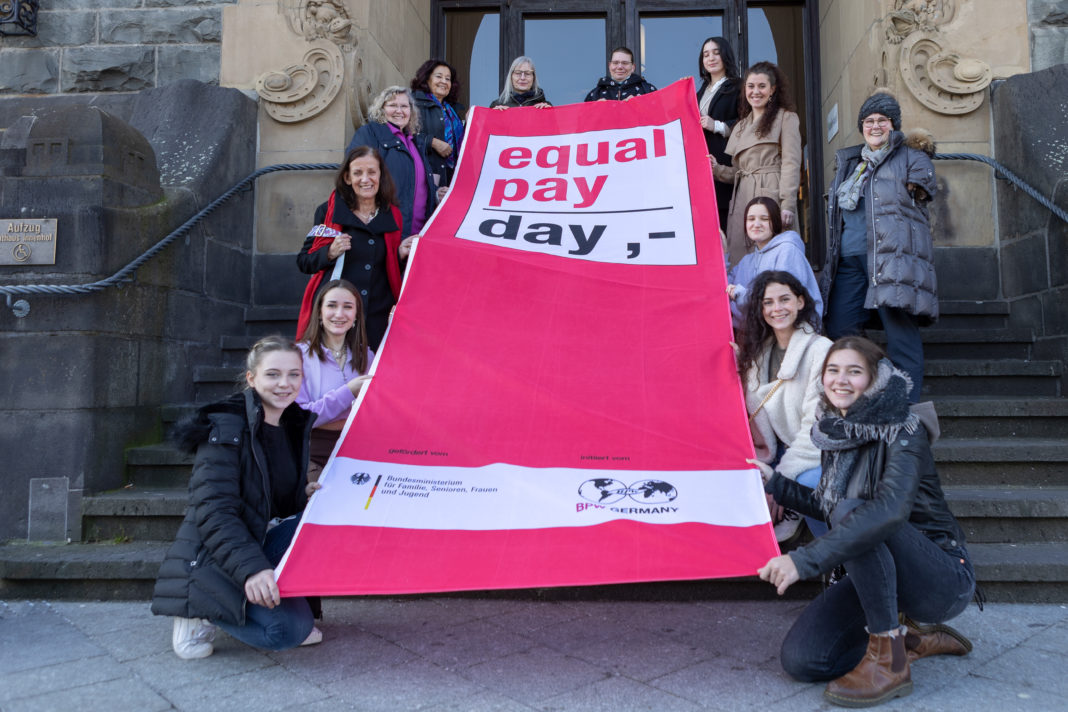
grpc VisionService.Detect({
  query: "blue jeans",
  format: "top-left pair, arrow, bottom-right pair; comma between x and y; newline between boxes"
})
213,516 -> 314,651
826,254 -> 924,402
779,498 -> 975,682
795,468 -> 828,538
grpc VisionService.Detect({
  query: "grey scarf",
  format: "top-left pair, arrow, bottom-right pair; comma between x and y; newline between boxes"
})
810,359 -> 919,517
835,141 -> 894,212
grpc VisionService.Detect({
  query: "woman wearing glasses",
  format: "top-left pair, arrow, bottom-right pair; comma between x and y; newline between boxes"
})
819,91 -> 938,402
491,57 -> 552,109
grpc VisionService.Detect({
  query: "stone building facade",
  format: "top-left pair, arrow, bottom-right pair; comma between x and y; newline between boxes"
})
0,0 -> 1066,541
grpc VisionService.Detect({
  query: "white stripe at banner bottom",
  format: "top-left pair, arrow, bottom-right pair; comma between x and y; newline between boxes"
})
305,458 -> 770,531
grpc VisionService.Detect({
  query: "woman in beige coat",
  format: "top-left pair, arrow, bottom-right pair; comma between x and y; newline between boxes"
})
712,62 -> 802,269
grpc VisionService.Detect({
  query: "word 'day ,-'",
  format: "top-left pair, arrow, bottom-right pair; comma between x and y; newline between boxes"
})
455,121 -> 696,266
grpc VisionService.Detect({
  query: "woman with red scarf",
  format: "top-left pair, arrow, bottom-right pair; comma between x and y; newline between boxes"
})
296,146 -> 407,352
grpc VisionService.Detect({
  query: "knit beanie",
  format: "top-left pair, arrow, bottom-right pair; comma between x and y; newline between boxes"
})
857,92 -> 901,132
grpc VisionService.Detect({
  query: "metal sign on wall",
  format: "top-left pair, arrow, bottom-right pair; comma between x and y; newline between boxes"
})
1,219 -> 57,265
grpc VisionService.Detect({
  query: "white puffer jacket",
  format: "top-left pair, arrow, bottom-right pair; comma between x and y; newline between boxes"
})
745,324 -> 832,480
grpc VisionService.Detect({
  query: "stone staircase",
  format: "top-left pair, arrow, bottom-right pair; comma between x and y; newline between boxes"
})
2,301 -> 1067,601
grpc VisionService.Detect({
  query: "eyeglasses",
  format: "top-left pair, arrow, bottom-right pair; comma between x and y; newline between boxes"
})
862,117 -> 891,128
609,60 -> 633,66
512,70 -> 534,78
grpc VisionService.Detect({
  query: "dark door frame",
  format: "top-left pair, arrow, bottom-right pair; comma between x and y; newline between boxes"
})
429,0 -> 824,265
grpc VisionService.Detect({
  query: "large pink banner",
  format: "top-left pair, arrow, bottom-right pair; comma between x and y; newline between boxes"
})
277,80 -> 777,596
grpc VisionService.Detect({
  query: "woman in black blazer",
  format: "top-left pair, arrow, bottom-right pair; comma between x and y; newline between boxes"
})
696,37 -> 741,236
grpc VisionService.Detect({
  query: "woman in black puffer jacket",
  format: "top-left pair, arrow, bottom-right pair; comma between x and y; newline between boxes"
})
151,337 -> 321,659
755,336 -> 975,708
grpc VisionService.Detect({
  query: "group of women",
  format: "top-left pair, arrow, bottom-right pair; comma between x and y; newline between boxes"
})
151,43 -> 966,712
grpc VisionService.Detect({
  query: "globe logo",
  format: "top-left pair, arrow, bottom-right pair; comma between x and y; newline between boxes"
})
631,479 -> 678,503
578,478 -> 628,504
578,478 -> 678,505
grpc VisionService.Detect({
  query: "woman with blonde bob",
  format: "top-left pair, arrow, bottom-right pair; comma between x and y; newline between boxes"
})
755,336 -> 975,708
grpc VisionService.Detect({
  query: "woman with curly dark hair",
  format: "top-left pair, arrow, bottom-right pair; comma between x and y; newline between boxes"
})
710,61 -> 802,270
695,37 -> 741,234
410,59 -> 466,187
737,270 -> 830,543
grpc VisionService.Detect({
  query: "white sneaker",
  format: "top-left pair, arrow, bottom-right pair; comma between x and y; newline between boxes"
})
172,617 -> 217,659
300,626 -> 323,647
774,508 -> 804,543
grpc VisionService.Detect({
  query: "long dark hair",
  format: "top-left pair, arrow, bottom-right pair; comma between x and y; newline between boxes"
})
739,61 -> 795,138
697,37 -> 740,85
737,270 -> 819,378
411,59 -> 461,103
743,196 -> 783,246
300,279 -> 370,374
335,146 -> 397,214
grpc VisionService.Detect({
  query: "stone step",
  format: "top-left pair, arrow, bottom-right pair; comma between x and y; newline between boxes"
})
220,334 -> 256,367
81,488 -> 187,543
933,300 -> 1010,329
245,305 -> 298,338
2,540 -> 1064,602
968,541 -> 1068,603
932,397 -> 1068,439
922,359 -> 1063,397
125,444 -> 192,488
945,486 -> 1068,543
872,327 -> 1034,360
933,438 -> 1068,486
192,365 -> 244,402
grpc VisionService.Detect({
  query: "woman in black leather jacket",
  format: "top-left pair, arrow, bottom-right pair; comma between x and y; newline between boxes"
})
755,336 -> 975,708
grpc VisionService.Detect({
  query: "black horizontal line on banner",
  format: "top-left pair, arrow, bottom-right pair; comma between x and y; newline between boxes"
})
648,232 -> 676,239
480,206 -> 673,215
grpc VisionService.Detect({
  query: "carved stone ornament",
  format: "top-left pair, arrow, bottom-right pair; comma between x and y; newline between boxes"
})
256,41 -> 345,123
281,0 -> 354,49
884,0 -> 992,115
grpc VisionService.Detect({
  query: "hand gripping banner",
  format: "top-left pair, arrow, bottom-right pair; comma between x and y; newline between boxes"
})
276,79 -> 778,595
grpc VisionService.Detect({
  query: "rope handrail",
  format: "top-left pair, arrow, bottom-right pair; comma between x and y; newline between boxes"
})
1,163 -> 338,313
933,152 -> 1068,224
2,154 -> 1064,316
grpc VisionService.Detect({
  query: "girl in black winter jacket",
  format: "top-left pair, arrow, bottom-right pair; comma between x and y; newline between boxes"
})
754,337 -> 974,708
151,337 -> 322,659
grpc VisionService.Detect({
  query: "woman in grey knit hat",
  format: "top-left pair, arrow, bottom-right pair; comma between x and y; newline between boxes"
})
818,91 -> 938,402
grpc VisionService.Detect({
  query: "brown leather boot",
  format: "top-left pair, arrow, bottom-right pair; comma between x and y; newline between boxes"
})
824,630 -> 912,708
902,616 -> 972,662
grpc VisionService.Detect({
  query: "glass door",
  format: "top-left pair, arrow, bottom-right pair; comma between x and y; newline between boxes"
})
522,15 -> 608,105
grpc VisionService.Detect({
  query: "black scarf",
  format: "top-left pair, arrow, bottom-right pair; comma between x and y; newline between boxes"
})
810,359 -> 919,517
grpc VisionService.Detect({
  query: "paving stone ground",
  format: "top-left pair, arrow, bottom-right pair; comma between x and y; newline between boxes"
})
1,597 -> 1065,711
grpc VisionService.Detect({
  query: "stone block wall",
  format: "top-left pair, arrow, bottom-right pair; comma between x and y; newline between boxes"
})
0,0 -> 234,94
0,81 -> 256,541
1030,0 -> 1068,70
992,63 -> 1068,389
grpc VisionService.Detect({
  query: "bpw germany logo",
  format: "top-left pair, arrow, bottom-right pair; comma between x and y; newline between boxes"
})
577,478 -> 678,505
